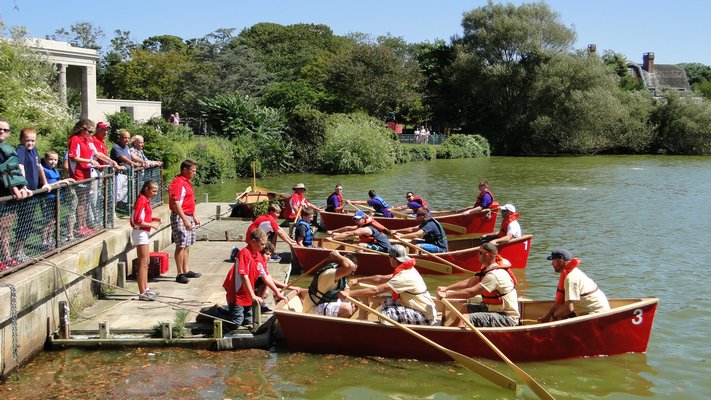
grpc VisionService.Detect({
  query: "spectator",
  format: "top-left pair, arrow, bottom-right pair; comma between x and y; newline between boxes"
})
67,119 -> 100,237
110,129 -> 138,169
0,118 -> 31,269
40,150 -> 74,250
132,180 -> 162,301
129,135 -> 162,167
168,159 -> 202,284
92,122 -> 122,170
172,112 -> 180,126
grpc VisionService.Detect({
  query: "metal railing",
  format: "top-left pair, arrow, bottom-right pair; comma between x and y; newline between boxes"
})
397,134 -> 445,145
115,166 -> 164,215
0,173 -> 115,278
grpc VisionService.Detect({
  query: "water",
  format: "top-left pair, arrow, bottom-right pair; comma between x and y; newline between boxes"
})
2,155 -> 710,399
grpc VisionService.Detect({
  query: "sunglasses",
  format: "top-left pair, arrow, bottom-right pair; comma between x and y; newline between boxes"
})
83,128 -> 95,134
0,128 -> 10,133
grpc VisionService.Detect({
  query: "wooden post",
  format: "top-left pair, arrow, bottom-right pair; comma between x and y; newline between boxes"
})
204,193 -> 209,203
224,231 -> 230,241
161,322 -> 173,339
98,321 -> 110,339
117,262 -> 126,288
253,301 -> 261,330
153,240 -> 160,253
58,301 -> 70,339
213,320 -> 223,339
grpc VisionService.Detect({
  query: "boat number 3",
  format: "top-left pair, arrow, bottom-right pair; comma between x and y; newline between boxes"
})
631,309 -> 643,325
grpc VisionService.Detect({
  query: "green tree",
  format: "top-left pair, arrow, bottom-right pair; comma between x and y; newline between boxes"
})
601,50 -> 643,91
46,22 -> 104,50
650,91 -> 711,154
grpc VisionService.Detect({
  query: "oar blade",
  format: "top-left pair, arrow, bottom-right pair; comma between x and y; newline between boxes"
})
414,258 -> 453,274
439,222 -> 467,234
442,348 -> 517,391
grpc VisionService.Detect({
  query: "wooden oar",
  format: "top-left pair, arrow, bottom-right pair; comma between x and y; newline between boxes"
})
441,299 -> 555,400
345,295 -> 516,391
280,257 -> 331,294
325,238 -> 453,274
390,209 -> 413,219
439,222 -> 467,234
235,186 -> 252,201
346,201 -> 365,212
393,238 -> 471,274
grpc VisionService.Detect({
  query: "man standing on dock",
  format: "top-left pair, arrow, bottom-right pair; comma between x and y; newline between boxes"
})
169,159 -> 202,284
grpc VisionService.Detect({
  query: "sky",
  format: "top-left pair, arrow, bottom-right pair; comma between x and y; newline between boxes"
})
1,0 -> 710,65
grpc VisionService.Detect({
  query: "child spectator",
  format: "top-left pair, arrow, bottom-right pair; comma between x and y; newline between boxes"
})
131,180 -> 162,301
14,128 -> 53,261
40,151 -> 74,250
0,118 -> 32,269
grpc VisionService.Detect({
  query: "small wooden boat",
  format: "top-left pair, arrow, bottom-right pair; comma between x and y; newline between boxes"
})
274,294 -> 658,362
291,234 -> 533,275
231,185 -> 289,218
319,206 -> 499,236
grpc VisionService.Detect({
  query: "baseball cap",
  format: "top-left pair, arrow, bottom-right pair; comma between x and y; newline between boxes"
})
353,211 -> 367,220
96,122 -> 111,129
547,249 -> 573,261
388,244 -> 411,263
500,204 -> 516,213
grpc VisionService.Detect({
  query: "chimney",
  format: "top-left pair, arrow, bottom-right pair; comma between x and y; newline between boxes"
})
643,52 -> 655,73
587,44 -> 597,55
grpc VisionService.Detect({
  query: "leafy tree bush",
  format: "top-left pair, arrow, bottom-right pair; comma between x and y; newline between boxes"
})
437,134 -> 490,159
402,145 -> 438,162
188,137 -> 238,184
651,92 -> 711,155
198,93 -> 286,138
317,113 -> 397,174
284,105 -> 327,171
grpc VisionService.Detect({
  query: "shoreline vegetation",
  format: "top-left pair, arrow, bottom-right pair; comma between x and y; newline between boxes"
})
3,2 -> 711,185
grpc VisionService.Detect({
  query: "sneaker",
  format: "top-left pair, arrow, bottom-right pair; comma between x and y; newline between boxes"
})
138,292 -> 155,301
185,271 -> 202,278
260,305 -> 273,313
175,274 -> 190,284
77,226 -> 93,236
269,254 -> 282,263
144,288 -> 160,296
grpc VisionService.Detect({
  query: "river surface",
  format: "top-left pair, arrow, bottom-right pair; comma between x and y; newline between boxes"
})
2,156 -> 709,399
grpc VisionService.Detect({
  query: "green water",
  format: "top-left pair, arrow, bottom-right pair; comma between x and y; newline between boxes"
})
2,156 -> 710,399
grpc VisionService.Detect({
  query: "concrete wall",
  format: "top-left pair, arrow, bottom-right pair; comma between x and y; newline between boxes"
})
95,99 -> 163,123
0,206 -> 174,377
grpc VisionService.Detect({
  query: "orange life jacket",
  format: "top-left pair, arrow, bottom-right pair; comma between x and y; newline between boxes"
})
474,190 -> 494,208
476,260 -> 517,305
555,258 -> 581,304
497,212 -> 521,237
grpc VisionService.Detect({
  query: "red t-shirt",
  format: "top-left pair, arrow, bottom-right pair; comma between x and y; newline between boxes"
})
132,194 -> 152,231
245,214 -> 279,243
168,175 -> 196,215
228,247 -> 268,306
67,135 -> 91,180
92,136 -> 108,156
284,192 -> 305,219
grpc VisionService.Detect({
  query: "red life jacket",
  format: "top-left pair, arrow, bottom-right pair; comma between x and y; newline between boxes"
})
390,258 -> 417,301
474,190 -> 494,207
409,195 -> 428,211
555,258 -> 581,304
497,212 -> 521,237
476,260 -> 517,305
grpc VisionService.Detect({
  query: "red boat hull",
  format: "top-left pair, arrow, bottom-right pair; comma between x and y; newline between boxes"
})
319,207 -> 499,236
291,235 -> 533,275
274,298 -> 658,362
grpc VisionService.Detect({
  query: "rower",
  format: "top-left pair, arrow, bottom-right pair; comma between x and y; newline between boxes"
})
391,207 -> 448,253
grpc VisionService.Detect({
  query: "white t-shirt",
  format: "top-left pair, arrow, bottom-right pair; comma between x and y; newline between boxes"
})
479,267 -> 520,322
564,268 -> 610,315
506,220 -> 522,238
387,268 -> 437,321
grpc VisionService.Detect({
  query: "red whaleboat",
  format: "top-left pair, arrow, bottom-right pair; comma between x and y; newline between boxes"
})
273,294 -> 659,362
290,235 -> 533,275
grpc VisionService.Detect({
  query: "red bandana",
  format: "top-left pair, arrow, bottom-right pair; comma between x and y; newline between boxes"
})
391,258 -> 417,301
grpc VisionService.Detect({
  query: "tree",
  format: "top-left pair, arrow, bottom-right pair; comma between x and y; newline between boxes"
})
46,22 -> 104,51
602,50 -> 644,91
448,0 -> 576,154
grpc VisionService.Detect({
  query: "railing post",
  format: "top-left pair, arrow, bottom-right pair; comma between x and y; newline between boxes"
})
117,262 -> 126,288
55,186 -> 61,249
103,175 -> 109,229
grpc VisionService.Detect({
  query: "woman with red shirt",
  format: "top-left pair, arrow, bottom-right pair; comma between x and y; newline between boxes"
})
67,119 -> 101,236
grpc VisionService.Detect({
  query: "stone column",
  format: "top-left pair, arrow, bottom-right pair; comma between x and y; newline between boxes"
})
81,64 -> 98,120
57,63 -> 67,106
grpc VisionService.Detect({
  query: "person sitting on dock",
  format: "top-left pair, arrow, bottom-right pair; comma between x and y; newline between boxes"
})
254,242 -> 301,313
283,183 -> 321,222
303,250 -> 359,318
479,203 -> 521,245
463,180 -> 495,215
245,203 -> 296,250
391,207 -> 448,253
391,191 -> 428,215
436,242 -> 519,327
222,228 -> 286,329
348,190 -> 394,218
330,211 -> 392,253
345,244 -> 437,325
325,184 -> 345,213
539,249 -> 610,322
294,208 -> 316,247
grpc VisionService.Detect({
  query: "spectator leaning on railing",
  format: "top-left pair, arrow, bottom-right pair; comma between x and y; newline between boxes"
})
129,135 -> 162,168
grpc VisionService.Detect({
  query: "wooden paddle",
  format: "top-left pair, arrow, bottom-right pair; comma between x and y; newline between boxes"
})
393,237 -> 471,274
390,209 -> 413,219
345,295 -> 516,391
235,186 -> 253,201
325,238 -> 453,274
440,299 -> 555,400
280,257 -> 331,294
439,222 -> 467,234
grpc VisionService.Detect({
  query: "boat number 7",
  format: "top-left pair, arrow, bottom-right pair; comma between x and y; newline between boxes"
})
631,309 -> 643,325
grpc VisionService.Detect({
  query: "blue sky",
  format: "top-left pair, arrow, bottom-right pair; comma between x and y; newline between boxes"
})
2,0 -> 710,65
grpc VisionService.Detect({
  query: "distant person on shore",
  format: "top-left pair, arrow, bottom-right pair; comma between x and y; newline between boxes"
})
479,203 -> 521,245
168,159 -> 202,284
436,242 -> 519,327
294,208 -> 315,247
348,189 -> 394,218
222,228 -> 285,329
464,180 -> 495,214
391,191 -> 428,215
539,249 -> 610,322
345,244 -> 437,325
391,207 -> 448,253
132,180 -> 162,301
303,250 -> 358,318
325,184 -> 345,213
